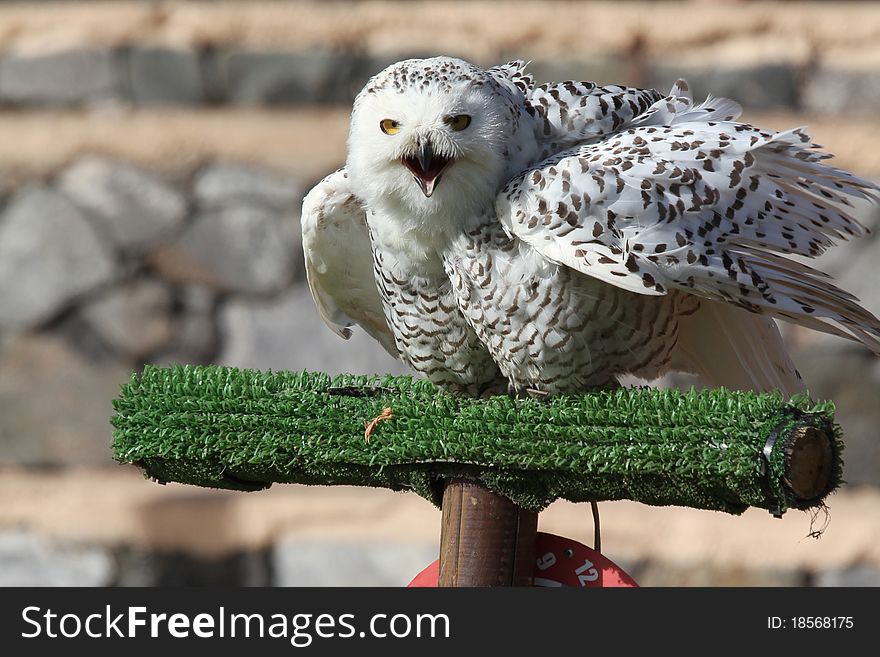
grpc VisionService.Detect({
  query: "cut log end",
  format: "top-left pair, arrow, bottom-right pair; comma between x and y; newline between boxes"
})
783,426 -> 834,501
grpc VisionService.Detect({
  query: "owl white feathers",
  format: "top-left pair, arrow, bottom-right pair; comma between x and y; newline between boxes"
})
302,57 -> 880,397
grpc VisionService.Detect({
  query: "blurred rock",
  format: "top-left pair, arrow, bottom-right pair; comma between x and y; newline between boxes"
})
219,49 -> 366,104
831,233 -> 880,324
114,548 -> 270,586
179,283 -> 215,315
58,155 -> 187,252
0,531 -> 114,586
55,310 -> 121,364
815,566 -> 880,587
0,186 -> 117,330
151,204 -> 298,294
81,279 -> 173,359
648,64 -> 798,110
0,49 -> 120,106
273,538 -> 437,586
128,47 -> 205,105
151,315 -> 218,366
0,171 -> 15,199
525,55 -> 638,87
785,345 -> 880,487
632,559 -> 806,587
804,68 -> 880,115
217,286 -> 408,375
149,285 -> 219,365
0,335 -> 130,465
194,162 -> 303,212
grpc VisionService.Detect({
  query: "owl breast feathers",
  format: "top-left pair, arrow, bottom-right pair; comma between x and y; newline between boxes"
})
302,57 -> 880,397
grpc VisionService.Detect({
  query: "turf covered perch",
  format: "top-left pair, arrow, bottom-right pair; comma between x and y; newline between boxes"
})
112,365 -> 841,517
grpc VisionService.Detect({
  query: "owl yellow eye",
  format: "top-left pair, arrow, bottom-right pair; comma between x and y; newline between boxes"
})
446,114 -> 472,131
380,119 -> 401,135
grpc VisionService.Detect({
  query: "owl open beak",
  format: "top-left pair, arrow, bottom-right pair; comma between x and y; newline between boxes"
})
402,141 -> 452,198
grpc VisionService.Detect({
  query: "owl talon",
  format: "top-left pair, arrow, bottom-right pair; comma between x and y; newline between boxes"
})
508,385 -> 550,401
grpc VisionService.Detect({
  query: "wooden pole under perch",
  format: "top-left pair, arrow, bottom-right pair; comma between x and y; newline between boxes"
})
439,479 -> 538,587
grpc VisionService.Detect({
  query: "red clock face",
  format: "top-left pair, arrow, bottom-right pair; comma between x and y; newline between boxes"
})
408,532 -> 638,587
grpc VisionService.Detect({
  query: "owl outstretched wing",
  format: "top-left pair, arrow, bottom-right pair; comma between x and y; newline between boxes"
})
529,80 -> 665,158
496,81 -> 880,359
301,168 -> 398,357
488,60 -> 666,159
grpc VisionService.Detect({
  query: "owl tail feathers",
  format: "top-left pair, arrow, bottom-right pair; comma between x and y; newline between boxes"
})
670,301 -> 807,398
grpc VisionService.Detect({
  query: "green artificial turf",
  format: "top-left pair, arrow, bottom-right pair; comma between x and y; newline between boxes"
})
111,365 -> 842,514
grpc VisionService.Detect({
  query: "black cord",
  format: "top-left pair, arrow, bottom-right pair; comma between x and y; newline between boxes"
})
590,501 -> 601,553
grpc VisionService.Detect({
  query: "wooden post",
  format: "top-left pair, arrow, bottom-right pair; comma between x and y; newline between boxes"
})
438,479 -> 538,587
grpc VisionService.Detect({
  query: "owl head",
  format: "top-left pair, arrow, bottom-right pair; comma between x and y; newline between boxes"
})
346,57 -> 538,233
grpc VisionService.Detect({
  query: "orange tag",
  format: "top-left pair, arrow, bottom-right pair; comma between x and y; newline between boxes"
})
408,531 -> 638,587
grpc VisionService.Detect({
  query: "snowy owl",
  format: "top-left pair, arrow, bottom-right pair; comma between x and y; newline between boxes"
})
302,57 -> 880,397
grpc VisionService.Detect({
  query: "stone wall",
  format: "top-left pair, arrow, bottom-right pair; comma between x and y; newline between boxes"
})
3,467 -> 880,586
1,0 -> 879,586
1,1 -> 879,113
0,155 -> 407,465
